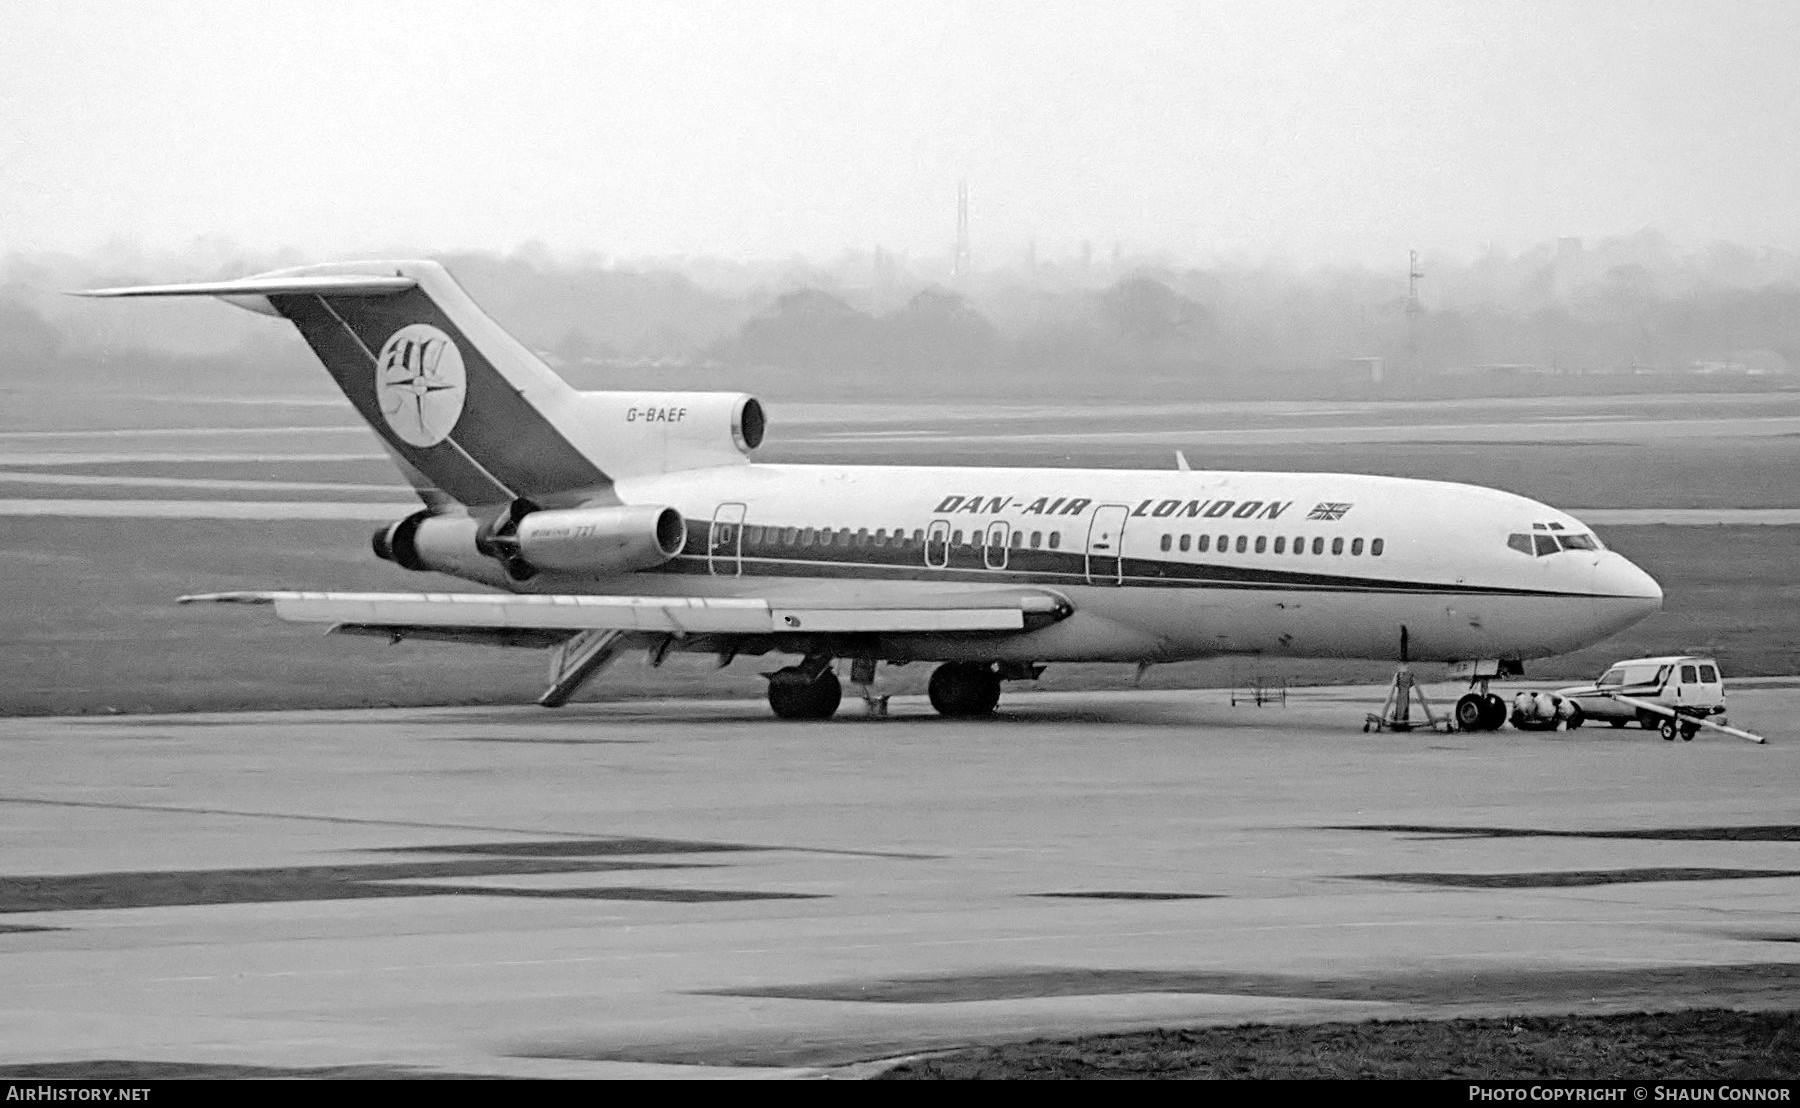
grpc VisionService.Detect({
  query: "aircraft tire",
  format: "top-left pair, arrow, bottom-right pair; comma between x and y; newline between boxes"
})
1480,693 -> 1508,731
928,662 -> 1002,717
768,668 -> 842,720
1454,694 -> 1486,732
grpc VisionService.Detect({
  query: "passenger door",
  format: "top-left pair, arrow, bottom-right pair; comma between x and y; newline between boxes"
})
1085,504 -> 1129,585
708,502 -> 746,577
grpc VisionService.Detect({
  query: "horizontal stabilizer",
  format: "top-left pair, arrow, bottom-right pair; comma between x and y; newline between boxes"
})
179,589 -> 1068,635
74,275 -> 417,299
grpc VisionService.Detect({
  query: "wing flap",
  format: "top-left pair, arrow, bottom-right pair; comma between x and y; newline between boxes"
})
179,589 -> 1067,635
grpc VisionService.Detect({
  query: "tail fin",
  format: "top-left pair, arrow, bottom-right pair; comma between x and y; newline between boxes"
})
79,261 -> 612,508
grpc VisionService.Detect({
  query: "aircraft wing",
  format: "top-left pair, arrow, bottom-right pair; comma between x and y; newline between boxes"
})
179,588 -> 1071,635
181,587 -> 1072,708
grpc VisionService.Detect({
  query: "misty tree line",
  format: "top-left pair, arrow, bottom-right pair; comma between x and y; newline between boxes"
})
4,231 -> 1800,400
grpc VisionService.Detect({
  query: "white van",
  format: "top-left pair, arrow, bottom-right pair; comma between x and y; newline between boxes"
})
1556,655 -> 1727,739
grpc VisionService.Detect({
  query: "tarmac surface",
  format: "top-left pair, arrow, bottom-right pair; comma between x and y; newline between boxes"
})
2,684 -> 1797,1078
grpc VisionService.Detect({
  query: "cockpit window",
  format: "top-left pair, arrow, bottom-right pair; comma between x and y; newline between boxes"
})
1511,530 -> 1603,556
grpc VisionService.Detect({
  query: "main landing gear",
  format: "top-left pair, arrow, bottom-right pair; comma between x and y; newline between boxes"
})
927,662 -> 1003,717
766,655 -> 842,720
763,658 -> 1027,720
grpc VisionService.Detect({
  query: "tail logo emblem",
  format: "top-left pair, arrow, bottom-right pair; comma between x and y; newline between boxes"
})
375,324 -> 466,447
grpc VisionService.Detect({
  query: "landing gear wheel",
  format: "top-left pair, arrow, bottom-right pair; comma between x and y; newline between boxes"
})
767,667 -> 842,720
1454,694 -> 1486,732
1659,718 -> 1678,742
1480,693 -> 1508,731
928,662 -> 1002,717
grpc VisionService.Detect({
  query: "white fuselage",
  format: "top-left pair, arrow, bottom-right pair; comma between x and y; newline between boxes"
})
447,462 -> 1663,667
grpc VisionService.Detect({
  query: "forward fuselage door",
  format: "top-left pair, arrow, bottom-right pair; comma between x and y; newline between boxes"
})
709,502 -> 747,576
1085,504 -> 1129,585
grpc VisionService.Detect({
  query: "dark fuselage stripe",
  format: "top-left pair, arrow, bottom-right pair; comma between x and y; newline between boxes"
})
647,548 -> 1611,600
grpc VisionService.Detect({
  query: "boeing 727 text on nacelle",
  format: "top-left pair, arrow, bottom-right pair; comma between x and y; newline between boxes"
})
81,261 -> 1663,723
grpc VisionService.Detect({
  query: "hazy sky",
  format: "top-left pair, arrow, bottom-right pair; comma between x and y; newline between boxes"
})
5,1 -> 1799,267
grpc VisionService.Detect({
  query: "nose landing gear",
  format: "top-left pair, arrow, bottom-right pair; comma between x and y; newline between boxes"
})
1454,691 -> 1508,732
1449,658 -> 1524,732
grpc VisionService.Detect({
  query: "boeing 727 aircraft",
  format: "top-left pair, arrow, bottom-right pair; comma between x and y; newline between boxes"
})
81,261 -> 1663,725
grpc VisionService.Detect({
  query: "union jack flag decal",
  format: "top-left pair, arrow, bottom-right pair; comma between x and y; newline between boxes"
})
1307,502 -> 1353,521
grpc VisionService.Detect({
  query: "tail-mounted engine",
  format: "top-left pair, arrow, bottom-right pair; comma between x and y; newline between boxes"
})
375,501 -> 687,582
569,391 -> 765,474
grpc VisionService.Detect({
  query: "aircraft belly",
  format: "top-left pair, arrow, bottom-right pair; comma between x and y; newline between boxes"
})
1050,588 -> 1607,664
512,570 -> 1611,664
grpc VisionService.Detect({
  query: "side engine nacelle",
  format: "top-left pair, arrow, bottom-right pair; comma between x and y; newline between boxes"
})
375,503 -> 687,581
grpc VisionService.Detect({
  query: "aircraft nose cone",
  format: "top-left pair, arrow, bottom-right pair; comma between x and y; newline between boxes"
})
1589,552 -> 1663,635
1600,552 -> 1663,604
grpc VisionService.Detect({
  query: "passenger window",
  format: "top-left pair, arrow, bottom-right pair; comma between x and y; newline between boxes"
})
855,528 -> 869,546
801,528 -> 816,546
782,527 -> 798,544
1179,534 -> 1190,552
1312,537 -> 1324,555
1049,532 -> 1061,549
1700,665 -> 1718,683
912,529 -> 924,543
1218,533 -> 1229,551
1533,534 -> 1558,557
1160,534 -> 1172,552
1680,665 -> 1698,683
951,530 -> 963,546
1031,531 -> 1042,548
839,528 -> 852,545
1371,538 -> 1384,556
1254,536 -> 1266,553
1197,534 -> 1210,552
1011,532 -> 1024,549
1294,535 -> 1304,554
1274,536 -> 1285,554
1351,538 -> 1363,555
819,529 -> 833,547
873,529 -> 887,546
1331,537 -> 1344,555
1507,534 -> 1533,555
